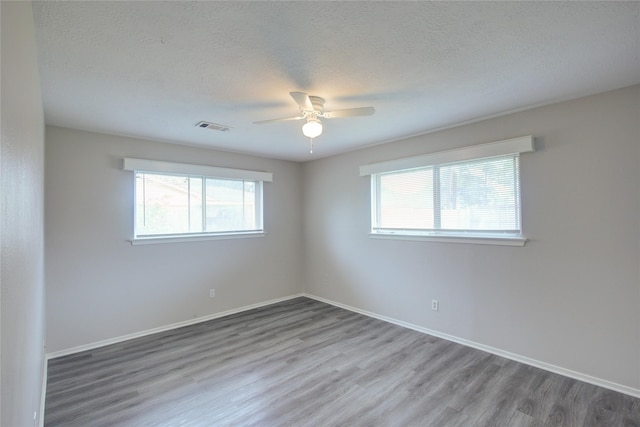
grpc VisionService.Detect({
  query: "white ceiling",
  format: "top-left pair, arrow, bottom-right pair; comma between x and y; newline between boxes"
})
32,1 -> 640,162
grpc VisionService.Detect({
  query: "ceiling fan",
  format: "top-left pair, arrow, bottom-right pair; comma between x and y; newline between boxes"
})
254,92 -> 375,152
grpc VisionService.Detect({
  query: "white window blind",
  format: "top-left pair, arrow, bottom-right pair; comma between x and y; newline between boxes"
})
123,158 -> 271,242
363,136 -> 533,245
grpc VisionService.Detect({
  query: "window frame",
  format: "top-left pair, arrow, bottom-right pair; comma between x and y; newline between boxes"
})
123,158 -> 272,245
360,136 -> 534,246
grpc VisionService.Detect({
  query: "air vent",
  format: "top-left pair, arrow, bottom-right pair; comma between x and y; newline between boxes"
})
196,121 -> 231,132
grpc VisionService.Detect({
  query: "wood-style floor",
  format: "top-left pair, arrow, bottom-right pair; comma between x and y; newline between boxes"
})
45,297 -> 640,426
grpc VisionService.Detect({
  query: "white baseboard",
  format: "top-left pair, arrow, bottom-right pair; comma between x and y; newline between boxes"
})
44,292 -> 640,399
39,347 -> 47,427
303,293 -> 640,399
46,294 -> 305,360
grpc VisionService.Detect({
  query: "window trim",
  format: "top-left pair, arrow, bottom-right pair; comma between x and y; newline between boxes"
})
368,231 -> 527,246
123,158 -> 273,182
360,136 -> 534,246
359,136 -> 533,176
123,158 -> 272,244
129,231 -> 266,245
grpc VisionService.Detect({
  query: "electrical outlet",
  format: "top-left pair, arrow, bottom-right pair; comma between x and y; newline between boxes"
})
209,289 -> 215,298
431,299 -> 439,311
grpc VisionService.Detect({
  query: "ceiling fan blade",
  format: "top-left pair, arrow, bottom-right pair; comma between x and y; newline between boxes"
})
322,106 -> 375,119
253,115 -> 305,125
290,92 -> 314,111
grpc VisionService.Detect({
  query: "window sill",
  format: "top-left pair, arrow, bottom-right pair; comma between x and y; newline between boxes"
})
369,232 -> 527,246
130,231 -> 265,245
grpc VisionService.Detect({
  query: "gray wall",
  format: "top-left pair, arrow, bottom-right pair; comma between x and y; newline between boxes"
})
45,127 -> 304,352
1,1 -> 47,425
303,86 -> 640,391
43,87 -> 639,392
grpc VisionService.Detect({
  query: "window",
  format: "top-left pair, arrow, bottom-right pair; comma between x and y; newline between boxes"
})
360,136 -> 534,246
123,158 -> 272,243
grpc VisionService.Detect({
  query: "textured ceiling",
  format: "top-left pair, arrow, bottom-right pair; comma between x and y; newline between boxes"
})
32,1 -> 640,161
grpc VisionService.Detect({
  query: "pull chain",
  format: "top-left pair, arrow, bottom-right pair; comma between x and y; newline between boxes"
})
309,137 -> 314,154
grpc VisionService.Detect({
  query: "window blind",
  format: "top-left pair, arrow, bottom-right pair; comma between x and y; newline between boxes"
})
366,136 -> 533,241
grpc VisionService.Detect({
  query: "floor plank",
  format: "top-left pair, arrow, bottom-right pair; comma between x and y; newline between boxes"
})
45,297 -> 640,426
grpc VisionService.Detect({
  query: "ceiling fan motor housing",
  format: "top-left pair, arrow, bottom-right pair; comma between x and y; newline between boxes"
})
308,96 -> 325,113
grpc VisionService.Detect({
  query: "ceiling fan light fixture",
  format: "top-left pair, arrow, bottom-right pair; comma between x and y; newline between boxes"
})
302,119 -> 323,138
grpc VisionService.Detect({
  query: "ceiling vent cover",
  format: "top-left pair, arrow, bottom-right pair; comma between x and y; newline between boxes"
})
196,121 -> 231,132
